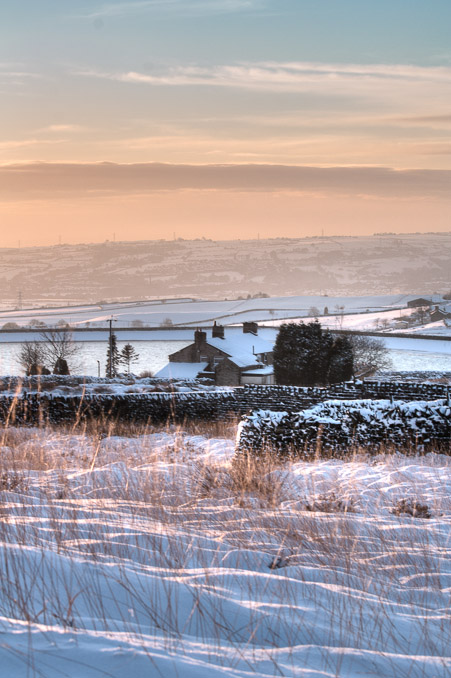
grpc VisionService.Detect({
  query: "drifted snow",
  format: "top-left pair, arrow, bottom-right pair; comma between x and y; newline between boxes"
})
0,428 -> 449,677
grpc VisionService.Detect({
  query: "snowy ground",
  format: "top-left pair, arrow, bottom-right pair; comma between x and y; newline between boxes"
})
0,293 -> 433,329
0,324 -> 450,377
0,424 -> 450,677
267,309 -> 451,338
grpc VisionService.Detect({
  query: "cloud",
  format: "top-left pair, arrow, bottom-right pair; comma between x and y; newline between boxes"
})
41,124 -> 85,133
0,162 -> 450,201
83,0 -> 261,19
0,64 -> 41,86
0,139 -> 65,151
394,113 -> 451,127
79,61 -> 451,93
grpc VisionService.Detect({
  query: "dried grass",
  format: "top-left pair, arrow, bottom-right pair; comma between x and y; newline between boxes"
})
0,416 -> 449,677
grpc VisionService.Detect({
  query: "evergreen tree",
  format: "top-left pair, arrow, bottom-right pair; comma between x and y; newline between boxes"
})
327,335 -> 354,383
53,357 -> 70,375
273,322 -> 354,386
120,343 -> 139,375
105,333 -> 120,377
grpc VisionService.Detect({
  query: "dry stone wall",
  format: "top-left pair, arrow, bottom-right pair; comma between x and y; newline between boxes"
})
0,381 -> 449,427
237,399 -> 451,457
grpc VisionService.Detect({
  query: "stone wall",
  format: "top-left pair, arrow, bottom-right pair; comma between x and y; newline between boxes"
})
0,381 -> 448,427
0,391 -> 237,426
215,359 -> 242,387
237,399 -> 451,457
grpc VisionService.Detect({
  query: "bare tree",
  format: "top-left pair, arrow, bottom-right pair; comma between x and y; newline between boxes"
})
348,335 -> 392,376
17,341 -> 48,375
160,317 -> 173,327
39,328 -> 80,374
335,305 -> 345,329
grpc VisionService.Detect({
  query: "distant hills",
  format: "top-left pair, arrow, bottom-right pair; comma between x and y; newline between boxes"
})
0,233 -> 449,308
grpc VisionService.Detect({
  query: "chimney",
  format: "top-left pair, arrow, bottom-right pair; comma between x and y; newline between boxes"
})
212,321 -> 225,339
243,321 -> 258,335
194,329 -> 207,348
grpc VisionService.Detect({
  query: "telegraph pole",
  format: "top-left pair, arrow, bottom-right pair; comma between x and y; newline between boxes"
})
107,316 -> 117,378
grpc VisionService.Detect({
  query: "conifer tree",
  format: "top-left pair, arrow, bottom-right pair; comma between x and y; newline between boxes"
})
105,333 -> 120,377
273,322 -> 354,386
120,343 -> 139,375
327,335 -> 354,384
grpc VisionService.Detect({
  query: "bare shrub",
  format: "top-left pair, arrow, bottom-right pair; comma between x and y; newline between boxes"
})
92,385 -> 115,394
0,417 -> 449,677
230,453 -> 287,507
391,498 -> 432,519
305,491 -> 356,513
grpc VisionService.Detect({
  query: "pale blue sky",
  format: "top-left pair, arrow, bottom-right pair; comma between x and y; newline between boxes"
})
2,1 -> 451,67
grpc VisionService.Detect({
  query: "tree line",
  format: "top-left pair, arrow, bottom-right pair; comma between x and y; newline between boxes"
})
19,328 -> 140,377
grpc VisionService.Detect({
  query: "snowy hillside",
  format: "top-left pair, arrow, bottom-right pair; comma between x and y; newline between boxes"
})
1,232 -> 450,307
0,292 -> 440,329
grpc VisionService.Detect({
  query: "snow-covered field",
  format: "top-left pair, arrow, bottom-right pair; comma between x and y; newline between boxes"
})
0,293 -> 435,329
0,424 -> 450,677
0,321 -> 450,376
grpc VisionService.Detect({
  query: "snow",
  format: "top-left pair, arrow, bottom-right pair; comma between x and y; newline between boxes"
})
225,353 -> 263,368
237,399 -> 451,453
392,320 -> 451,337
0,327 -> 449,377
0,424 -> 449,677
155,361 -> 209,379
244,365 -> 274,375
207,333 -> 274,357
0,293 -> 435,329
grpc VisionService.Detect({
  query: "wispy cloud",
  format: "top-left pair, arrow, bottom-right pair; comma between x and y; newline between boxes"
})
0,139 -> 65,151
41,124 -> 86,133
83,0 -> 261,19
1,162 -> 450,201
394,113 -> 451,127
78,61 -> 451,107
0,64 -> 41,86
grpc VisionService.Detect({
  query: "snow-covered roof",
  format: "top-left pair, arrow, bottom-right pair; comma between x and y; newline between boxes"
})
223,353 -> 262,368
207,334 -> 273,357
243,365 -> 274,376
154,362 -> 209,380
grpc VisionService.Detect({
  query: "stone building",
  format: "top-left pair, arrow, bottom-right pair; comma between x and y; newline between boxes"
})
155,323 -> 274,385
430,304 -> 451,322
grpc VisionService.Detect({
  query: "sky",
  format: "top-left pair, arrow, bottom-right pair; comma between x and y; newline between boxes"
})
1,0 -> 451,246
